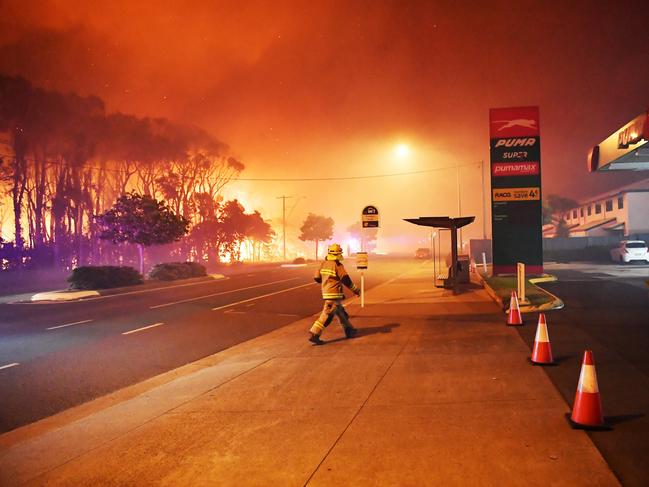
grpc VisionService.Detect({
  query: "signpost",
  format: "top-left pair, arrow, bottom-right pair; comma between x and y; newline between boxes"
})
517,262 -> 526,303
356,251 -> 368,308
358,206 -> 378,308
489,106 -> 543,275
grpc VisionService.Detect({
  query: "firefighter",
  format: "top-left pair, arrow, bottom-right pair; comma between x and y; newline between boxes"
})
309,243 -> 360,345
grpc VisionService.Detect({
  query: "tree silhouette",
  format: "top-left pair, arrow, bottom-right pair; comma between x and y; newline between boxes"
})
95,192 -> 189,273
543,194 -> 579,237
0,74 -> 248,270
543,194 -> 578,225
245,211 -> 274,261
299,213 -> 334,260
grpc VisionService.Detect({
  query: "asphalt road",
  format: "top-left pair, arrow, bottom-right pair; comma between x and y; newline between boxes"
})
0,258 -> 413,434
519,262 -> 649,487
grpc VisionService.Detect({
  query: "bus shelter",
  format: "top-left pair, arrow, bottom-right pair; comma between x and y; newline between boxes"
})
404,216 -> 475,294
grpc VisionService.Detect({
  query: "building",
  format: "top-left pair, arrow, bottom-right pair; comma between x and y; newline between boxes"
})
544,178 -> 649,237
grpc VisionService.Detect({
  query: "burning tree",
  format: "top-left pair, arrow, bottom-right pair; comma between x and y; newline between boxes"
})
95,192 -> 189,274
347,221 -> 378,253
299,213 -> 334,260
0,74 -> 249,270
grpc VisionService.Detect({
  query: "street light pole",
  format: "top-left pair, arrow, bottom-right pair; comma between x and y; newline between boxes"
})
456,165 -> 462,252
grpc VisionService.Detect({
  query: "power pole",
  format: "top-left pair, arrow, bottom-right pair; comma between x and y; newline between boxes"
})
276,195 -> 293,261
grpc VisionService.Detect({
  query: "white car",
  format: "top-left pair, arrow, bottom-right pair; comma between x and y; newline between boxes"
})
610,240 -> 649,264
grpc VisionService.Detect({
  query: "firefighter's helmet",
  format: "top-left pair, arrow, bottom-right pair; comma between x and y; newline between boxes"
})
327,243 -> 343,261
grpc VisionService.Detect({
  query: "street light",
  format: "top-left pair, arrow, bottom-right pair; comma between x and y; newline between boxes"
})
394,143 -> 410,159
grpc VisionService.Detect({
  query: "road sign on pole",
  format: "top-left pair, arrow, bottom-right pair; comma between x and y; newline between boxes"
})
361,205 -> 380,228
356,252 -> 368,270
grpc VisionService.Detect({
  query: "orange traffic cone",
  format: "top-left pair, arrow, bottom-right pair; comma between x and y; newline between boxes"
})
506,291 -> 523,325
529,314 -> 555,365
566,350 -> 610,430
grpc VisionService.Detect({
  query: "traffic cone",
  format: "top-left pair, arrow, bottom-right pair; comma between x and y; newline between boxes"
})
529,314 -> 555,365
566,350 -> 610,430
506,291 -> 523,325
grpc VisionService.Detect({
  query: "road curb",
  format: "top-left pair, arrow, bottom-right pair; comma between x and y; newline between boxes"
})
27,273 -> 228,303
474,271 -> 564,313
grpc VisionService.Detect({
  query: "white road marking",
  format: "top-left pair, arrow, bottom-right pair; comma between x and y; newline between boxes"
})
212,283 -> 314,311
0,362 -> 20,371
122,322 -> 164,335
12,276 -> 232,305
279,313 -> 300,317
150,277 -> 299,309
224,310 -> 246,314
46,319 -> 93,331
245,303 -> 255,307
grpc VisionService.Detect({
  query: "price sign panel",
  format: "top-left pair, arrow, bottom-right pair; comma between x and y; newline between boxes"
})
489,106 -> 543,275
356,251 -> 368,270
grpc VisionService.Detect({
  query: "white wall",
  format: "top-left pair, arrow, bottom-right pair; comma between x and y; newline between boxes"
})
626,192 -> 649,234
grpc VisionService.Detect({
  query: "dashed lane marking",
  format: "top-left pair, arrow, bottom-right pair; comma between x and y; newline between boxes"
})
0,362 -> 20,371
122,322 -> 164,335
150,277 -> 299,309
212,283 -> 314,312
224,310 -> 246,314
46,319 -> 93,331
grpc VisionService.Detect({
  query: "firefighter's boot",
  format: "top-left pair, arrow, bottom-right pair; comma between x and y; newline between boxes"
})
344,326 -> 357,339
308,333 -> 324,345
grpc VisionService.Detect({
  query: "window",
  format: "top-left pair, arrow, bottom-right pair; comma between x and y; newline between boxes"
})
605,200 -> 613,212
580,208 -> 584,217
618,196 -> 624,209
595,203 -> 602,214
565,213 -> 570,221
572,209 -> 577,219
626,241 -> 647,249
587,206 -> 592,216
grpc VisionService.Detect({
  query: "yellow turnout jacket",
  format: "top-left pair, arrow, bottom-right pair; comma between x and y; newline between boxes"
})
314,258 -> 359,300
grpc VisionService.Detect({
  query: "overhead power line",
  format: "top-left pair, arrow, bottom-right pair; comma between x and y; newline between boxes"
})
0,151 -> 481,182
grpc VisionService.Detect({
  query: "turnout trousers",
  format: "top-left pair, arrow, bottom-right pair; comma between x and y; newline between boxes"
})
309,299 -> 352,336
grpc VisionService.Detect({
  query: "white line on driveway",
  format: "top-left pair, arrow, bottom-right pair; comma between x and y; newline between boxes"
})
150,277 -> 300,309
0,362 -> 20,371
122,322 -> 164,335
46,319 -> 93,331
212,283 -> 314,312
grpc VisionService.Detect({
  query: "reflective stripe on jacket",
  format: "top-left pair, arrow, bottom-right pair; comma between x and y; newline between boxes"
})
314,259 -> 358,300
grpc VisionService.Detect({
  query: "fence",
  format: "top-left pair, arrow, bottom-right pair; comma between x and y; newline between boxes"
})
542,234 -> 649,251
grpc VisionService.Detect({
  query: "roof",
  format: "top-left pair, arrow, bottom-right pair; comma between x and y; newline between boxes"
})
569,217 -> 617,232
578,177 -> 649,206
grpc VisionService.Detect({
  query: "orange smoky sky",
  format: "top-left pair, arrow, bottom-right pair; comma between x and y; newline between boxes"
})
1,0 -> 648,251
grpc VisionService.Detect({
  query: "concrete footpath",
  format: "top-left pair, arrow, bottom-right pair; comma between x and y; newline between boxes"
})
0,263 -> 619,486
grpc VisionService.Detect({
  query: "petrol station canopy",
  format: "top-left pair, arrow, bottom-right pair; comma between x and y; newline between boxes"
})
588,110 -> 649,171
